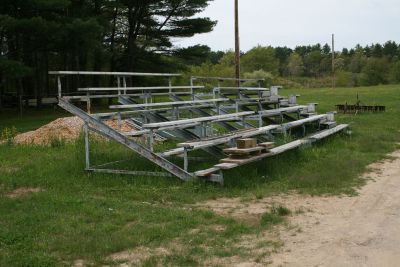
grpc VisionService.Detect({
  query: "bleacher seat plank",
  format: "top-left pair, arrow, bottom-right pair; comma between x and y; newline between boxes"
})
194,167 -> 220,177
214,163 -> 238,170
223,146 -> 265,155
259,142 -> 275,149
177,125 -> 279,149
79,85 -> 204,91
142,111 -> 255,129
110,98 -> 229,109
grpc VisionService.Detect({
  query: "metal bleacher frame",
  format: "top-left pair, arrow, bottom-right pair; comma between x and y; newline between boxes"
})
50,71 -> 349,185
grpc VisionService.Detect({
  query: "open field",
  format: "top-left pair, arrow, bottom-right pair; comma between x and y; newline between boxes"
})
1,85 -> 400,266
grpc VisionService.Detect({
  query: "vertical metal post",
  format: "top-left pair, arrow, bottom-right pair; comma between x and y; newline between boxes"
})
332,34 -> 336,89
241,116 -> 246,127
123,76 -> 127,95
148,130 -> 154,152
57,76 -> 62,99
190,77 -> 195,100
117,111 -> 122,130
84,123 -> 90,170
117,76 -> 121,95
201,122 -> 207,138
86,92 -> 91,114
168,77 -> 172,96
183,148 -> 189,171
234,0 -> 241,87
216,102 -> 221,115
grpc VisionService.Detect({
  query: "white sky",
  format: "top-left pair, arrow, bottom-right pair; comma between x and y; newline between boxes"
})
175,0 -> 400,52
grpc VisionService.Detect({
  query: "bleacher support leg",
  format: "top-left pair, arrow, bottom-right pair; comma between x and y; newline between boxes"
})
84,123 -> 90,170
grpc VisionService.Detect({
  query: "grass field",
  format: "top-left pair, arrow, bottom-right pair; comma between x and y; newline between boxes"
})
1,85 -> 400,266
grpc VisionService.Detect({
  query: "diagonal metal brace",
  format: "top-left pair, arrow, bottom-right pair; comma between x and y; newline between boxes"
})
58,98 -> 194,181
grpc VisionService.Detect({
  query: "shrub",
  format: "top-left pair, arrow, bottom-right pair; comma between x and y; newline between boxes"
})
336,71 -> 358,87
0,126 -> 18,145
243,69 -> 274,87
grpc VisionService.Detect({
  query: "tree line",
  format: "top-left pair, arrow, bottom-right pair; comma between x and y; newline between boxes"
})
187,41 -> 400,88
1,0 -> 399,109
0,0 -> 215,108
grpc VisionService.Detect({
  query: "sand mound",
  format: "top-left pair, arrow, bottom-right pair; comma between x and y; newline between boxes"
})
13,117 -> 135,145
14,117 -> 84,145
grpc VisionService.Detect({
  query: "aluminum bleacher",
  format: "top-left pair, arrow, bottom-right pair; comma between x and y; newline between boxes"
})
50,71 -> 349,184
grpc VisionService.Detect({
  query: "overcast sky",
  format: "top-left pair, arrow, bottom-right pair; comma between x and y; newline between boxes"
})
175,0 -> 400,52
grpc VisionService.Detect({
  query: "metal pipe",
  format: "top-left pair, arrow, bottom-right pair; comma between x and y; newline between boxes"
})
49,71 -> 181,77
84,123 -> 90,170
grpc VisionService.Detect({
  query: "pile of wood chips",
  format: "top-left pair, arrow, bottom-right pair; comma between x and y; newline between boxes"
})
13,117 -> 135,146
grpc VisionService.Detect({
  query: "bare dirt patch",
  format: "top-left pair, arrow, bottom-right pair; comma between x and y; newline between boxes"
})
73,259 -> 86,267
108,241 -> 182,267
194,195 -> 304,226
195,151 -> 400,267
204,256 -> 266,267
6,187 -> 43,199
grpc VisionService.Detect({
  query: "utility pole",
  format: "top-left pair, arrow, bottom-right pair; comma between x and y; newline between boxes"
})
332,33 -> 335,89
234,0 -> 241,87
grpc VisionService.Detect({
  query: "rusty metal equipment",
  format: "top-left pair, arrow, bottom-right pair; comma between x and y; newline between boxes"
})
336,94 -> 386,114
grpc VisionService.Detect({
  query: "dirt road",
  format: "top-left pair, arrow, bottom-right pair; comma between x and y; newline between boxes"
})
270,151 -> 400,267
198,151 -> 400,267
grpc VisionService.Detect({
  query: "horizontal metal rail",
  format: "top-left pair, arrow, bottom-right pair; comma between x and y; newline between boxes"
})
217,87 -> 269,91
110,98 -> 228,109
79,86 -> 204,92
94,104 -> 216,118
88,168 -> 173,177
282,115 -> 327,130
309,124 -> 349,141
191,76 -> 264,82
177,125 -> 280,150
49,71 -> 181,77
258,106 -> 307,117
142,111 -> 255,129
64,92 -> 191,100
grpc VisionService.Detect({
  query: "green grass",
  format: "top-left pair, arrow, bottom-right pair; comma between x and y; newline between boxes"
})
0,108 -> 69,133
1,85 -> 400,266
260,205 -> 292,227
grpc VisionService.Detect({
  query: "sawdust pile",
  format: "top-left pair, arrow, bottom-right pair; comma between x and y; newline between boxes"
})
13,117 -> 135,145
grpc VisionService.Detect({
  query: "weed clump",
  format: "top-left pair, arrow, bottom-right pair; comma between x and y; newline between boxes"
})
261,205 -> 291,227
272,205 -> 292,217
0,126 -> 18,145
